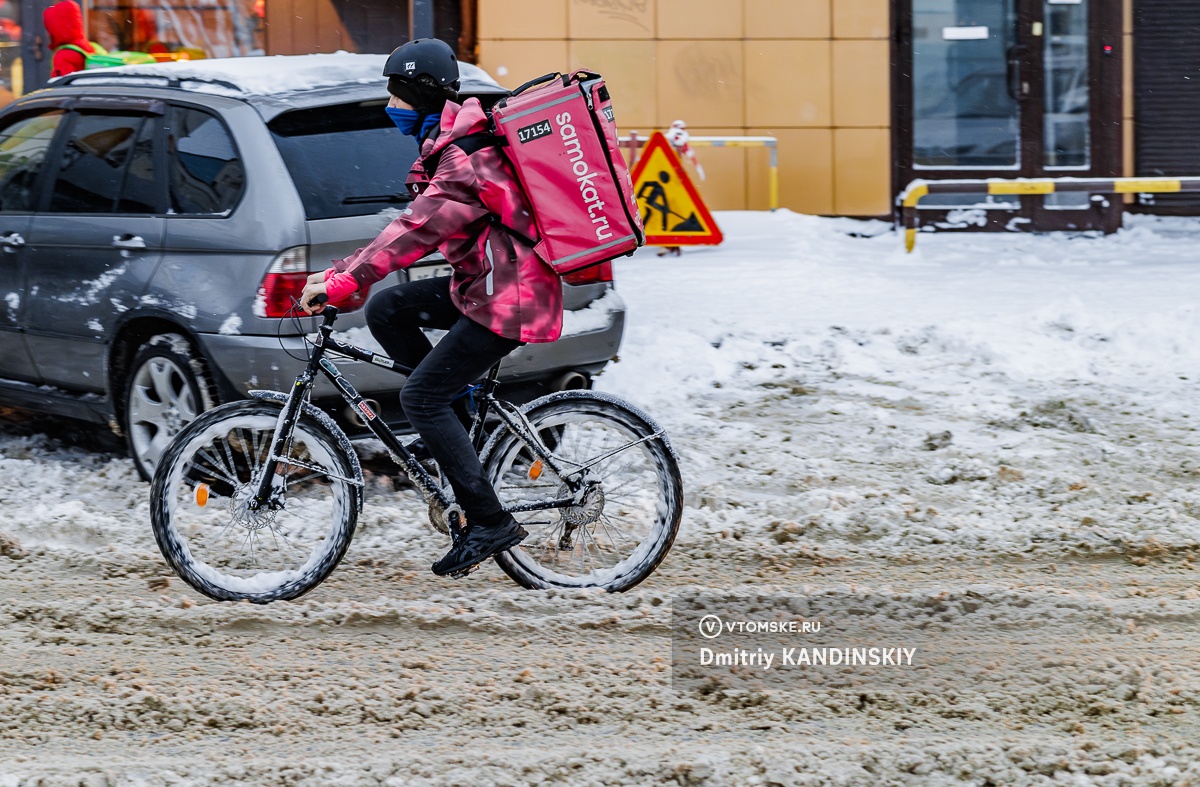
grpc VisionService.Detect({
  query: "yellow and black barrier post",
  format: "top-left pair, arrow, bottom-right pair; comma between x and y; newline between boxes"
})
898,177 -> 1200,252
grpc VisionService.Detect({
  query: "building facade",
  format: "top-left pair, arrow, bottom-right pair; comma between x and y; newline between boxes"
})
475,0 -> 1200,230
476,0 -> 893,217
6,0 -> 1197,229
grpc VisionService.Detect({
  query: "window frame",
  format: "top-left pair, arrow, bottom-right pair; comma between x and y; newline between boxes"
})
161,101 -> 247,219
0,107 -> 71,215
37,107 -> 170,217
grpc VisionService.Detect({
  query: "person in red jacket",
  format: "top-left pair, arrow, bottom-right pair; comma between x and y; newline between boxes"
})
44,0 -> 96,77
300,39 -> 564,579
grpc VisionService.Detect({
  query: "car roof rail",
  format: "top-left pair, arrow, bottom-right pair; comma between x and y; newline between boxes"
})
51,72 -> 245,94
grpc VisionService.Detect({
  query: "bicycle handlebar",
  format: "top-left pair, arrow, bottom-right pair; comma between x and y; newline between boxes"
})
303,292 -> 339,326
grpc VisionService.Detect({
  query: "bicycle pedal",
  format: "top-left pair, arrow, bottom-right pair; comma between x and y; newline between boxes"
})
448,563 -> 482,580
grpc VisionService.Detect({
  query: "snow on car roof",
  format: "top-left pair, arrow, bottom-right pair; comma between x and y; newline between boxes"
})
54,53 -> 506,98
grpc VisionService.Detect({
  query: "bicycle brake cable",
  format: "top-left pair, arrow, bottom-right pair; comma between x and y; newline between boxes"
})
277,297 -> 316,363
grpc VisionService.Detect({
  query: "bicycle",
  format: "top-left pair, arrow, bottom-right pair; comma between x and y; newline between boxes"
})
149,302 -> 683,603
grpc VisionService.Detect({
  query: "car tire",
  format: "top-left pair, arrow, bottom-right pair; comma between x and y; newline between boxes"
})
123,333 -> 216,482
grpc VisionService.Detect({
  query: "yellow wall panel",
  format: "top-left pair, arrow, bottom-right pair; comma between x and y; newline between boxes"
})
832,40 -> 890,127
658,0 -> 743,39
264,0 -> 296,54
271,0 -> 353,55
315,0 -> 349,53
834,128 -> 890,216
570,40 -> 658,128
476,40 -> 570,90
744,0 -> 830,39
568,0 -> 656,39
479,0 -> 568,40
657,40 -> 745,127
746,128 -> 833,214
833,0 -> 889,39
746,40 -> 830,127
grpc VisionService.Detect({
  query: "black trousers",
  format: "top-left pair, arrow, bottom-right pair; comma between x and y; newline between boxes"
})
365,276 -> 521,526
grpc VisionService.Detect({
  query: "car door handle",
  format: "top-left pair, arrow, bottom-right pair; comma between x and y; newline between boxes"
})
112,234 -> 147,250
0,232 -> 25,249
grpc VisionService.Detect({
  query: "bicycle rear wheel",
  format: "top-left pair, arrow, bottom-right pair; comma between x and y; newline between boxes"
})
149,400 -> 358,603
481,391 -> 682,592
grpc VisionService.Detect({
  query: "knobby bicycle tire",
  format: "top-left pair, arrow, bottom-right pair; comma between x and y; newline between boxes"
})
481,390 -> 682,592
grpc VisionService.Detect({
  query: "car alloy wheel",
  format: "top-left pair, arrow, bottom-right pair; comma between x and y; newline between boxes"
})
125,334 -> 212,481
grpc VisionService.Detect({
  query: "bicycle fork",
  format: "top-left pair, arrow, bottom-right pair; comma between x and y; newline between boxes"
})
248,373 -> 313,512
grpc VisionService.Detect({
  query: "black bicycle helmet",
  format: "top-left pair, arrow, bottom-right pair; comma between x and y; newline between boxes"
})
384,38 -> 459,86
384,38 -> 460,116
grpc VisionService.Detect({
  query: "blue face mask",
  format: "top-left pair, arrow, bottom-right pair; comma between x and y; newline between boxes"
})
385,107 -> 441,139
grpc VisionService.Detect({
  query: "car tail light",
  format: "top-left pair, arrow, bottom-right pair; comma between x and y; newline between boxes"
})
254,247 -> 370,318
561,261 -> 613,286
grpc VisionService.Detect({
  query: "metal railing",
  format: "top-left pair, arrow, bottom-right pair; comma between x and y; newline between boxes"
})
620,133 -> 780,210
897,176 -> 1200,251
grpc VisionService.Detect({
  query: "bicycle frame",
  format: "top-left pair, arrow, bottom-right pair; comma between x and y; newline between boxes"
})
247,306 -> 586,526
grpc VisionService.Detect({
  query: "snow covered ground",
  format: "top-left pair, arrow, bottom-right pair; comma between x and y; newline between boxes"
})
4,212 -> 1200,784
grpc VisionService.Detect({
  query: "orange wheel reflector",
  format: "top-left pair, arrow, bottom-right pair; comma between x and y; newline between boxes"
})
529,460 -> 544,480
194,483 -> 210,507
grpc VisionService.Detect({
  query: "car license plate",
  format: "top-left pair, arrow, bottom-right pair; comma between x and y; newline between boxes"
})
408,263 -> 453,281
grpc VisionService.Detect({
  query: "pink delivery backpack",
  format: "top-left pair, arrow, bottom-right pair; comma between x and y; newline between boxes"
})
486,71 -> 645,274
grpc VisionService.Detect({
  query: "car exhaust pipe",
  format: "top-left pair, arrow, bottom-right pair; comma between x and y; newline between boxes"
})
551,371 -> 590,392
347,399 -> 382,428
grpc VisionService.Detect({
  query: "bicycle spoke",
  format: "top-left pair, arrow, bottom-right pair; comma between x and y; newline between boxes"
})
239,427 -> 263,476
156,404 -> 358,596
286,471 -> 326,487
218,434 -> 242,484
597,513 -> 631,546
189,457 -> 239,491
196,447 -> 240,487
483,396 -> 682,591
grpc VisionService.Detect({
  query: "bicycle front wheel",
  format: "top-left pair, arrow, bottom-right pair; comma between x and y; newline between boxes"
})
481,391 -> 683,592
149,400 -> 359,603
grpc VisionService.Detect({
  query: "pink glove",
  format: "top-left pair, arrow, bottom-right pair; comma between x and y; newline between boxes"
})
323,267 -> 359,305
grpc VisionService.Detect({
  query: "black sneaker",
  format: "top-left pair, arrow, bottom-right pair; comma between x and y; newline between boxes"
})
431,516 -> 528,577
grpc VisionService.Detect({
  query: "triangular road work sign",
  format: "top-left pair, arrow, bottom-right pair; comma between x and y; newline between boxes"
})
630,131 -> 723,246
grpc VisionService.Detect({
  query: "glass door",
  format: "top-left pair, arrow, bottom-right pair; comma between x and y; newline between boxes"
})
912,0 -> 1020,172
895,0 -> 1123,233
1031,0 -> 1102,225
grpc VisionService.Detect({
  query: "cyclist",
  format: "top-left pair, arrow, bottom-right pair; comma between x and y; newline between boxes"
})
299,38 -> 564,578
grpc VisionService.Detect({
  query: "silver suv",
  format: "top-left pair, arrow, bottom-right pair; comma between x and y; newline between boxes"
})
0,55 -> 625,479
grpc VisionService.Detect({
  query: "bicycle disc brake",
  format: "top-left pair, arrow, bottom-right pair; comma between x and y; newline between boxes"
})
556,482 -> 605,549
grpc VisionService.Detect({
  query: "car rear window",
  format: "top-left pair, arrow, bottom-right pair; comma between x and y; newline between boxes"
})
269,101 -> 418,220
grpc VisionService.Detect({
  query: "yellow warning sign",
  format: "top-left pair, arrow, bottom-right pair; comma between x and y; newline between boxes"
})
631,131 -> 723,246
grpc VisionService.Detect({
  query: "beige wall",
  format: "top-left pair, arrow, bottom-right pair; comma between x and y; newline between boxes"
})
476,0 -> 891,216
265,0 -> 354,55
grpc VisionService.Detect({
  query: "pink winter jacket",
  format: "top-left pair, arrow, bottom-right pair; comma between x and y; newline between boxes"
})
325,98 -> 564,343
